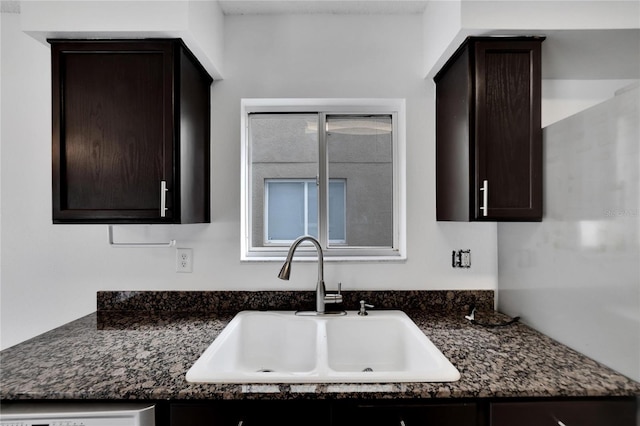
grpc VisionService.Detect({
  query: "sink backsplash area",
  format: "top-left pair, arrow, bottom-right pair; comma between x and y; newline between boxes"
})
97,290 -> 493,317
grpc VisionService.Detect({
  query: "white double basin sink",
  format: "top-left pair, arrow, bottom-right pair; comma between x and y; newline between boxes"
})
186,310 -> 460,383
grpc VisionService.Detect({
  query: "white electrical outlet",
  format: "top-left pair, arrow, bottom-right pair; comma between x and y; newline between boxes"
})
176,248 -> 193,273
460,250 -> 471,268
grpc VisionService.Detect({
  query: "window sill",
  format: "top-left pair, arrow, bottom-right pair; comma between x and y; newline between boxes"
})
241,253 -> 407,263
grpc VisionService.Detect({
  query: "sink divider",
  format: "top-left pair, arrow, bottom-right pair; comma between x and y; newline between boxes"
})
315,319 -> 330,376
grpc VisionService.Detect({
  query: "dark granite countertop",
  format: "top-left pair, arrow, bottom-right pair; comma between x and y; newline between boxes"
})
1,291 -> 639,401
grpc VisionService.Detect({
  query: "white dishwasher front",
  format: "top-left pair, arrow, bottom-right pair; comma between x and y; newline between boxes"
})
0,403 -> 155,426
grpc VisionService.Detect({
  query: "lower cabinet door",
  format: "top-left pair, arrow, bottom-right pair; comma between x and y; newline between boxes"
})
490,400 -> 637,426
171,403 -> 226,426
171,401 -> 331,426
333,402 -> 477,426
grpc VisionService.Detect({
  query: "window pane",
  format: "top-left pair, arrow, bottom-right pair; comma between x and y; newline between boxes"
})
266,181 -> 305,241
250,114 -> 318,246
327,116 -> 393,247
328,180 -> 346,242
264,180 -> 345,243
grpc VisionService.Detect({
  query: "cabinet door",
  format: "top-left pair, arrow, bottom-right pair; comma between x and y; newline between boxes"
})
52,41 -> 174,223
170,403 -> 229,426
474,40 -> 542,220
490,400 -> 637,426
171,401 -> 331,426
334,402 -> 477,426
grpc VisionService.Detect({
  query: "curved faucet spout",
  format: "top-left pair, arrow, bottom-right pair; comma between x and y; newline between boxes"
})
277,235 -> 326,313
278,235 -> 323,282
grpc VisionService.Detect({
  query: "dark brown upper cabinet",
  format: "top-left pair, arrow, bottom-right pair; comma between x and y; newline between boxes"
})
434,37 -> 543,221
50,39 -> 212,224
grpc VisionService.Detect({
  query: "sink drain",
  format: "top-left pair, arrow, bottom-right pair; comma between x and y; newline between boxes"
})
257,368 -> 275,373
362,367 -> 373,372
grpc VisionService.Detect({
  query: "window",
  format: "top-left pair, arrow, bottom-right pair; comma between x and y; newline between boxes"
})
241,99 -> 406,260
264,179 -> 346,244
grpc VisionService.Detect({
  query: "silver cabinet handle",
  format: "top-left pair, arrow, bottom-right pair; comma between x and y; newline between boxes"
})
480,179 -> 489,217
160,180 -> 168,218
399,420 -> 406,426
551,414 -> 568,426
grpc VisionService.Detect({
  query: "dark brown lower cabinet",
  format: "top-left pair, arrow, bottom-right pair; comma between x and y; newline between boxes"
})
332,401 -> 477,426
170,401 -> 476,426
490,399 -> 637,426
169,398 -> 637,426
170,400 -> 331,426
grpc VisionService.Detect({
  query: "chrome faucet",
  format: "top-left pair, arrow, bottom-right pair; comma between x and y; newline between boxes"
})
278,235 -> 345,315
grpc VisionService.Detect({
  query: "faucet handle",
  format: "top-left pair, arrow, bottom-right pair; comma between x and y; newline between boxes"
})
358,300 -> 374,316
324,282 -> 343,305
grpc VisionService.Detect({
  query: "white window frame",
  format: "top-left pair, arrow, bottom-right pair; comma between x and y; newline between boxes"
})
241,98 -> 406,262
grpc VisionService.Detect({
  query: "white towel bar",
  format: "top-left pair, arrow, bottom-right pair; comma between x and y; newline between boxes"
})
108,225 -> 176,248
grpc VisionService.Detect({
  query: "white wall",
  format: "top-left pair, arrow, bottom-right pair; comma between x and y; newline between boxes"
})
460,1 -> 639,30
542,79 -> 639,127
422,1 -> 640,78
20,0 -> 225,79
421,0 -> 640,382
498,84 -> 640,381
0,11 -> 498,350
